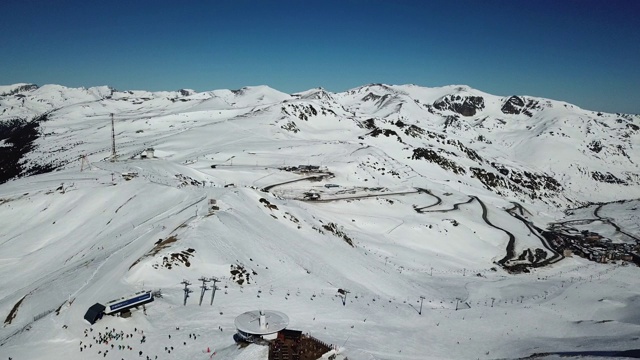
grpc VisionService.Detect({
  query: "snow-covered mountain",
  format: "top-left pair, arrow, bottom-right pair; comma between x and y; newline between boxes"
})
0,83 -> 639,360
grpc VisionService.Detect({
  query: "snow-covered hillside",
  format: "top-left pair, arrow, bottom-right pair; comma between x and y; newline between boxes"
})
0,83 -> 639,360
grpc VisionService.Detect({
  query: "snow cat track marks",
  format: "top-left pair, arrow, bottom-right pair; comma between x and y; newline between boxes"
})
139,195 -> 207,231
114,195 -> 137,213
73,228 -> 155,295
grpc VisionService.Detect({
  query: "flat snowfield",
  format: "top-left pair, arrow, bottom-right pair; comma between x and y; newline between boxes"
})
0,83 -> 639,359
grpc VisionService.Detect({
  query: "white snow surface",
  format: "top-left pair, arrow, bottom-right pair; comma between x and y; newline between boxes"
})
0,83 -> 639,360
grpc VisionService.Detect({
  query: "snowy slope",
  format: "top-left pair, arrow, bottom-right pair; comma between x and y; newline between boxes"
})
0,83 -> 639,360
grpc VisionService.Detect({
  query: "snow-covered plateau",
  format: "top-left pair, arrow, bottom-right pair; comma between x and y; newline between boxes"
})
0,83 -> 639,359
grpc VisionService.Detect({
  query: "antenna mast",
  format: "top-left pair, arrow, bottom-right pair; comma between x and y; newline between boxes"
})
110,113 -> 117,161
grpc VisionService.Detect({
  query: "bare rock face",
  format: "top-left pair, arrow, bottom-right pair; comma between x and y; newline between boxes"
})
0,84 -> 38,96
501,96 -> 541,117
591,171 -> 627,184
433,95 -> 485,116
501,96 -> 526,115
362,92 -> 382,102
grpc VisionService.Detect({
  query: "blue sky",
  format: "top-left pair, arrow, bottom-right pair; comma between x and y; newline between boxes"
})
2,0 -> 639,113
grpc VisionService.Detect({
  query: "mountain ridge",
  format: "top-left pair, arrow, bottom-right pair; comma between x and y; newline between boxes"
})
2,82 -> 639,204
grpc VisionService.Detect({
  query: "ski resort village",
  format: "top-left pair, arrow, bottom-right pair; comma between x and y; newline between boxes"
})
0,83 -> 639,360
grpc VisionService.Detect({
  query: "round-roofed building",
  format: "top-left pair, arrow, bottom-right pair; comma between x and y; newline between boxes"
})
234,310 -> 289,341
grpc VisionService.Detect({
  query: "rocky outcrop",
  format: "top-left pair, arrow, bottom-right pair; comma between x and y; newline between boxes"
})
281,103 -> 318,121
0,84 -> 38,96
591,171 -> 626,184
362,92 -> 382,102
501,96 -> 525,115
433,95 -> 485,116
500,96 -> 542,117
469,164 -> 562,200
412,148 -> 466,174
587,140 -> 603,153
359,118 -> 403,142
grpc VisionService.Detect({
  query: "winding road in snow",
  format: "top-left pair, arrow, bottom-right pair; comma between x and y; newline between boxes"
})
260,171 -> 421,203
506,203 -> 564,267
593,202 -> 640,242
260,172 -> 333,192
413,192 -> 565,270
551,199 -> 640,243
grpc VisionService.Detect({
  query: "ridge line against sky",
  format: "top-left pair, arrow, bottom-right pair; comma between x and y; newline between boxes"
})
2,0 -> 639,114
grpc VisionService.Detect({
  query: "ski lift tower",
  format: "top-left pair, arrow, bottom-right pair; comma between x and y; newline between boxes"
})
181,280 -> 192,306
210,277 -> 220,306
80,154 -> 92,171
198,277 -> 210,306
